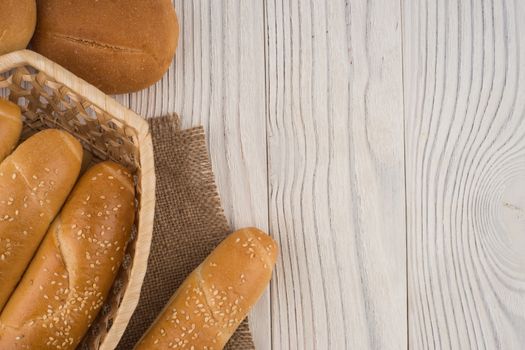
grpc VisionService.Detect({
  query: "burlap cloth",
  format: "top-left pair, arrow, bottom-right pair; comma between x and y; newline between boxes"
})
116,115 -> 255,349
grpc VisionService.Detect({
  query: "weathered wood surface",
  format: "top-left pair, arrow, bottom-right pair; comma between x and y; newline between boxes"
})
115,0 -> 525,348
265,0 -> 406,349
404,0 -> 525,348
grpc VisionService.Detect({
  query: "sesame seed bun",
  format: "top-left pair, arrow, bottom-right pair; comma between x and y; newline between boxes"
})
0,129 -> 83,312
0,161 -> 135,349
135,228 -> 278,350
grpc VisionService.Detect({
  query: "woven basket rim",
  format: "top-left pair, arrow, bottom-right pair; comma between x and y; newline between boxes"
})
0,50 -> 156,350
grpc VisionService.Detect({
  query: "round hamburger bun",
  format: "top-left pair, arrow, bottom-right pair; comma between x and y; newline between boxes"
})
0,0 -> 37,55
32,0 -> 179,94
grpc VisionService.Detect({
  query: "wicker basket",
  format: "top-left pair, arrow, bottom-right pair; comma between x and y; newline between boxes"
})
0,50 -> 155,350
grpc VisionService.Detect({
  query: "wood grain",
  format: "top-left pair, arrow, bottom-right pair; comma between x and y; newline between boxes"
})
404,0 -> 525,348
115,1 -> 270,349
266,0 -> 406,348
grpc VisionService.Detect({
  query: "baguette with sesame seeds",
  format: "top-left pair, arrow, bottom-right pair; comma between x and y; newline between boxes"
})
135,227 -> 278,350
0,129 -> 83,311
0,161 -> 135,349
0,99 -> 22,163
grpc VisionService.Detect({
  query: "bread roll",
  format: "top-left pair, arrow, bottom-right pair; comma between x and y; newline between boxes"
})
0,0 -> 37,55
136,228 -> 278,350
0,161 -> 135,349
0,99 -> 22,163
0,129 -> 82,310
32,0 -> 179,94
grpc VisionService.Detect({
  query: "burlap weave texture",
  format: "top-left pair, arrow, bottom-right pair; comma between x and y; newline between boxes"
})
117,115 -> 255,350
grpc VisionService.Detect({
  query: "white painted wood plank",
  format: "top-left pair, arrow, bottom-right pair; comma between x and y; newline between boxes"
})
404,0 -> 525,348
115,1 -> 270,348
266,0 -> 406,348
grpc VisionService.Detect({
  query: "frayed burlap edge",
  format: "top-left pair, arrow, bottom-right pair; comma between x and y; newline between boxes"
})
116,115 -> 255,350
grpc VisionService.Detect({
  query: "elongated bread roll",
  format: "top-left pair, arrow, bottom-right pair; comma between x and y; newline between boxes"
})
0,161 -> 135,349
0,99 -> 23,163
0,129 -> 82,310
136,228 -> 278,350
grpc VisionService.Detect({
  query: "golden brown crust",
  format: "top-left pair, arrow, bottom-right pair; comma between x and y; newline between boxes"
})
0,99 -> 22,163
0,161 -> 135,349
0,0 -> 36,55
0,129 -> 83,311
136,228 -> 278,350
32,0 -> 179,94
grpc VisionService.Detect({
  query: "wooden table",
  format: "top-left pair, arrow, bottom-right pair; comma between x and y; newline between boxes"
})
115,1 -> 525,348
